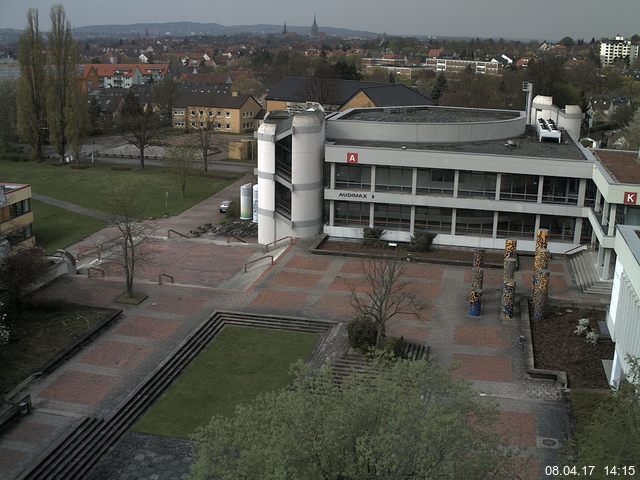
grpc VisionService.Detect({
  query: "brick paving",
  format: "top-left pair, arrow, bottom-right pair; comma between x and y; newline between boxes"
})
0,189 -> 590,480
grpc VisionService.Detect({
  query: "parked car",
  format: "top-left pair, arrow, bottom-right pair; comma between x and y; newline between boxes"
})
219,200 -> 232,213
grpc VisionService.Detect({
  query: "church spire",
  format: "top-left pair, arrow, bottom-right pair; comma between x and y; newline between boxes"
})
311,14 -> 318,35
283,21 -> 287,35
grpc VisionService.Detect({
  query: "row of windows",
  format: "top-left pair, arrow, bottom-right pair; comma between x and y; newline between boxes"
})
190,110 -> 231,118
0,199 -> 31,223
333,164 -> 588,205
333,201 -> 580,242
5,224 -> 33,246
190,121 -> 231,129
242,122 -> 253,130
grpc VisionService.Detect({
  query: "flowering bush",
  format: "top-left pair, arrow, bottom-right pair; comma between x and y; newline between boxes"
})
585,330 -> 599,345
574,318 -> 590,336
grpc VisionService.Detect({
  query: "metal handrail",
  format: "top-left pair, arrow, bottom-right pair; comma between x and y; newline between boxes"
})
158,273 -> 174,285
564,243 -> 589,256
87,267 -> 104,278
244,255 -> 273,272
168,229 -> 189,239
226,235 -> 248,244
265,236 -> 293,252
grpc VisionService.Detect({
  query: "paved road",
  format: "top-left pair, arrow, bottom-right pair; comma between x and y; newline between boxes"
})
32,193 -> 110,222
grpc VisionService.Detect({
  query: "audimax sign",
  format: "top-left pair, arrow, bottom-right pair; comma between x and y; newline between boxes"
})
338,192 -> 371,199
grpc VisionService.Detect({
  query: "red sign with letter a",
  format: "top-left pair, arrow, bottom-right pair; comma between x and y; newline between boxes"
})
347,152 -> 358,164
624,192 -> 637,205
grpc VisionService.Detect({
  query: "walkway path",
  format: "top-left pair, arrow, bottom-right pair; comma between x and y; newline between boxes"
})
31,193 -> 110,222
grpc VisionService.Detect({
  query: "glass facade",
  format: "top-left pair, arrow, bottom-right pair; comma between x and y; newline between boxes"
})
414,206 -> 452,233
584,180 -> 597,207
500,174 -> 538,202
375,167 -> 413,193
539,215 -> 575,242
275,183 -> 291,219
335,164 -> 371,190
457,171 -> 497,199
455,209 -> 494,237
496,212 -> 536,239
542,177 -> 579,205
416,168 -> 454,196
334,201 -> 370,227
373,203 -> 411,231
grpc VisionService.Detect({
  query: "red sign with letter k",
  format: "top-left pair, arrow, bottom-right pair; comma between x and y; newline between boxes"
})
624,192 -> 637,205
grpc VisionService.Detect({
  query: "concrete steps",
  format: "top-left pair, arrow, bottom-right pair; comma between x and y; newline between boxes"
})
568,251 -> 612,297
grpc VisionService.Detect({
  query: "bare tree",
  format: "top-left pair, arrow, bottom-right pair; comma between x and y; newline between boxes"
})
118,90 -> 161,169
193,114 -> 214,172
101,189 -> 156,298
16,8 -> 47,161
350,258 -> 424,348
165,144 -> 197,199
47,4 -> 77,161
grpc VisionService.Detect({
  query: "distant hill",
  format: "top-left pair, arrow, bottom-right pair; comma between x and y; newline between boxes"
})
71,22 -> 379,39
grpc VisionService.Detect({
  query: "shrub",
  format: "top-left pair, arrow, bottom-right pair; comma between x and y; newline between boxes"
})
0,248 -> 50,305
409,232 -> 436,252
383,336 -> 407,358
0,302 -> 8,346
347,316 -> 378,352
574,318 -> 590,336
585,330 -> 599,345
362,227 -> 385,247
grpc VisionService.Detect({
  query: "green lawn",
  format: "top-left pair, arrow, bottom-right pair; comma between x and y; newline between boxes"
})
133,326 -> 319,438
0,304 -> 111,392
0,158 -> 240,217
31,199 -> 106,254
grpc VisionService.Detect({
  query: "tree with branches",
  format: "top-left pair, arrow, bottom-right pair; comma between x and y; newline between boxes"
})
165,144 -> 197,199
0,248 -> 50,305
118,91 -> 161,169
46,4 -> 78,161
101,189 -> 156,298
16,8 -> 47,161
64,78 -> 88,164
622,107 -> 640,150
193,114 -> 214,172
191,358 -> 517,480
350,258 -> 424,348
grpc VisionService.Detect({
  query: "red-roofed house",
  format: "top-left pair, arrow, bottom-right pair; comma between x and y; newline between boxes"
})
79,64 -> 169,90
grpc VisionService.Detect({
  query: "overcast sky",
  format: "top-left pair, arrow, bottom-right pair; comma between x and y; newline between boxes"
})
1,0 -> 639,41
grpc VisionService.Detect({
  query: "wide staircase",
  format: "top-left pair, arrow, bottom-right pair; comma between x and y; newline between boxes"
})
568,250 -> 613,296
16,312 -> 335,480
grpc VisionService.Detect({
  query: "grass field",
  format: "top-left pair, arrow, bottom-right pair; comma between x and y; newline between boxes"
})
133,326 -> 319,438
0,304 -> 111,392
31,200 -> 106,254
1,158 -> 240,218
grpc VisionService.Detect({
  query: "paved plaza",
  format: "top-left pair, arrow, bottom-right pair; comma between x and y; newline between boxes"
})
0,183 -> 601,479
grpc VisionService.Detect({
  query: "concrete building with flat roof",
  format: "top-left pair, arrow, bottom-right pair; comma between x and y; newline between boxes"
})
0,183 -> 35,256
256,103 -> 640,282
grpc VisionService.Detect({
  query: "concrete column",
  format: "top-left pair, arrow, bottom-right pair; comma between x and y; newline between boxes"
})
370,165 -> 376,193
492,211 -> 498,238
602,201 -> 609,227
534,215 -> 541,240
595,190 -> 602,212
410,205 -> 416,235
369,203 -> 374,227
608,204 -> 617,236
610,350 -> 624,388
597,244 -> 605,267
495,173 -> 502,200
453,170 -> 460,198
602,249 -> 612,280
537,175 -> 544,203
330,162 -> 336,189
411,168 -> 417,195
577,178 -> 587,207
451,208 -> 457,235
573,217 -> 583,244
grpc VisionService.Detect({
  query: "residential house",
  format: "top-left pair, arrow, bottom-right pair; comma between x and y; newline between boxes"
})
424,57 -> 502,75
0,183 -> 35,253
172,91 -> 261,133
79,63 -> 169,90
265,77 -> 433,113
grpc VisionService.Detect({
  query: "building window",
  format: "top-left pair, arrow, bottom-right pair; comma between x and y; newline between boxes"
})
416,168 -> 454,196
225,111 -> 230,118
6,224 -> 33,246
458,171 -> 497,199
191,121 -> 196,127
216,123 -> 222,129
226,123 -> 230,129
584,179 -> 597,207
375,166 -> 413,193
335,164 -> 371,190
539,215 -> 575,242
455,209 -> 494,237
500,174 -> 538,202
414,206 -> 452,233
208,111 -> 213,117
8,199 -> 31,219
373,203 -> 411,231
497,212 -> 536,239
191,110 -> 196,115
542,177 -> 579,205
334,201 -> 370,227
